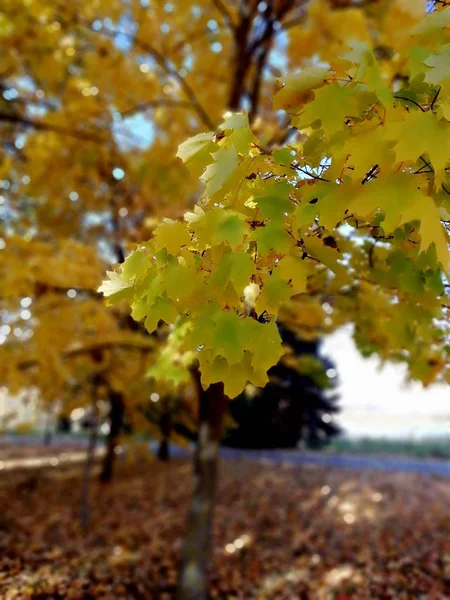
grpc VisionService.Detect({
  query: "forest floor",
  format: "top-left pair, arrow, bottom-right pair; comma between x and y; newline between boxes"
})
0,456 -> 449,600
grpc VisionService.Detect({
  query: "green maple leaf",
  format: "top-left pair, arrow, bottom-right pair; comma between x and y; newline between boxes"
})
253,222 -> 293,256
212,212 -> 248,249
342,41 -> 392,106
145,296 -> 178,333
210,251 -> 254,294
274,66 -> 329,111
201,145 -> 238,196
399,193 -> 449,269
176,132 -> 215,163
424,44 -> 450,85
387,110 -> 450,187
246,319 -> 284,374
276,255 -> 311,294
256,194 -> 293,221
153,220 -> 191,256
294,84 -> 357,138
412,9 -> 450,41
213,311 -> 246,364
255,273 -> 291,316
219,112 -> 253,154
122,249 -> 149,283
98,271 -> 134,304
407,46 -> 433,81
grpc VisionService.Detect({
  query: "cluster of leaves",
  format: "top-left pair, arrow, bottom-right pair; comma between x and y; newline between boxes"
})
101,8 -> 450,396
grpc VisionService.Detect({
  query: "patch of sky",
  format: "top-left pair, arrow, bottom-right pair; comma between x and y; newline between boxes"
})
113,111 -> 155,150
271,30 -> 288,73
98,238 -> 122,264
111,13 -> 137,52
84,211 -> 111,230
3,88 -> 18,101
112,167 -> 125,180
15,135 -> 26,150
184,53 -> 194,71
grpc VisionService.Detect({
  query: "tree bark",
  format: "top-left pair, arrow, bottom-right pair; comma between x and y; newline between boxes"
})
228,6 -> 254,111
99,391 -> 124,483
80,408 -> 97,529
43,412 -> 53,446
176,378 -> 228,600
157,401 -> 172,462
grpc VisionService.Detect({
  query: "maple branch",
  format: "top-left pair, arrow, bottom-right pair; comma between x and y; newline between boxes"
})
249,42 -> 271,122
394,96 -> 426,112
17,340 -> 152,371
211,0 -> 235,28
0,111 -> 105,143
361,164 -> 380,185
121,99 -> 194,118
228,1 -> 258,110
170,27 -> 216,52
33,282 -> 101,299
92,24 -> 215,130
235,0 -> 296,117
430,87 -> 441,111
64,339 -> 153,358
291,164 -> 330,182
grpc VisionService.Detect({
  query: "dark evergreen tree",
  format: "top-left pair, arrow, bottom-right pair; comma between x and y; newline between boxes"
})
223,324 -> 341,450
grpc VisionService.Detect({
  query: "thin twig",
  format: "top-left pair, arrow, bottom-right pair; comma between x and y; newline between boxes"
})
394,96 -> 426,112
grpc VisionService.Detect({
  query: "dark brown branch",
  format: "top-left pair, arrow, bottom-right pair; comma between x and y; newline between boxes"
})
17,339 -> 152,371
291,164 -> 330,182
0,111 -> 105,143
394,96 -> 426,112
211,0 -> 235,28
227,2 -> 258,110
430,87 -> 441,111
249,42 -> 271,122
65,339 -> 153,358
121,99 -> 194,118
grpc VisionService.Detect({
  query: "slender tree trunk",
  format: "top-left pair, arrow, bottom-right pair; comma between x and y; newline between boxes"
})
158,437 -> 169,461
177,379 -> 228,600
80,409 -> 97,529
99,391 -> 124,483
157,402 -> 172,462
43,412 -> 53,446
228,9 -> 253,111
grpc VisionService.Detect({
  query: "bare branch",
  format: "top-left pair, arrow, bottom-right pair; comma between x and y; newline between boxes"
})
121,99 -> 194,118
394,96 -> 426,112
212,0 -> 235,28
0,111 -> 105,143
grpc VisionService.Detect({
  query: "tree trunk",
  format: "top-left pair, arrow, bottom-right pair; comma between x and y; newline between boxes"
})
158,403 -> 172,462
80,409 -> 97,529
177,379 -> 228,600
43,412 -> 53,446
99,391 -> 124,483
228,10 -> 253,111
158,437 -> 170,462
